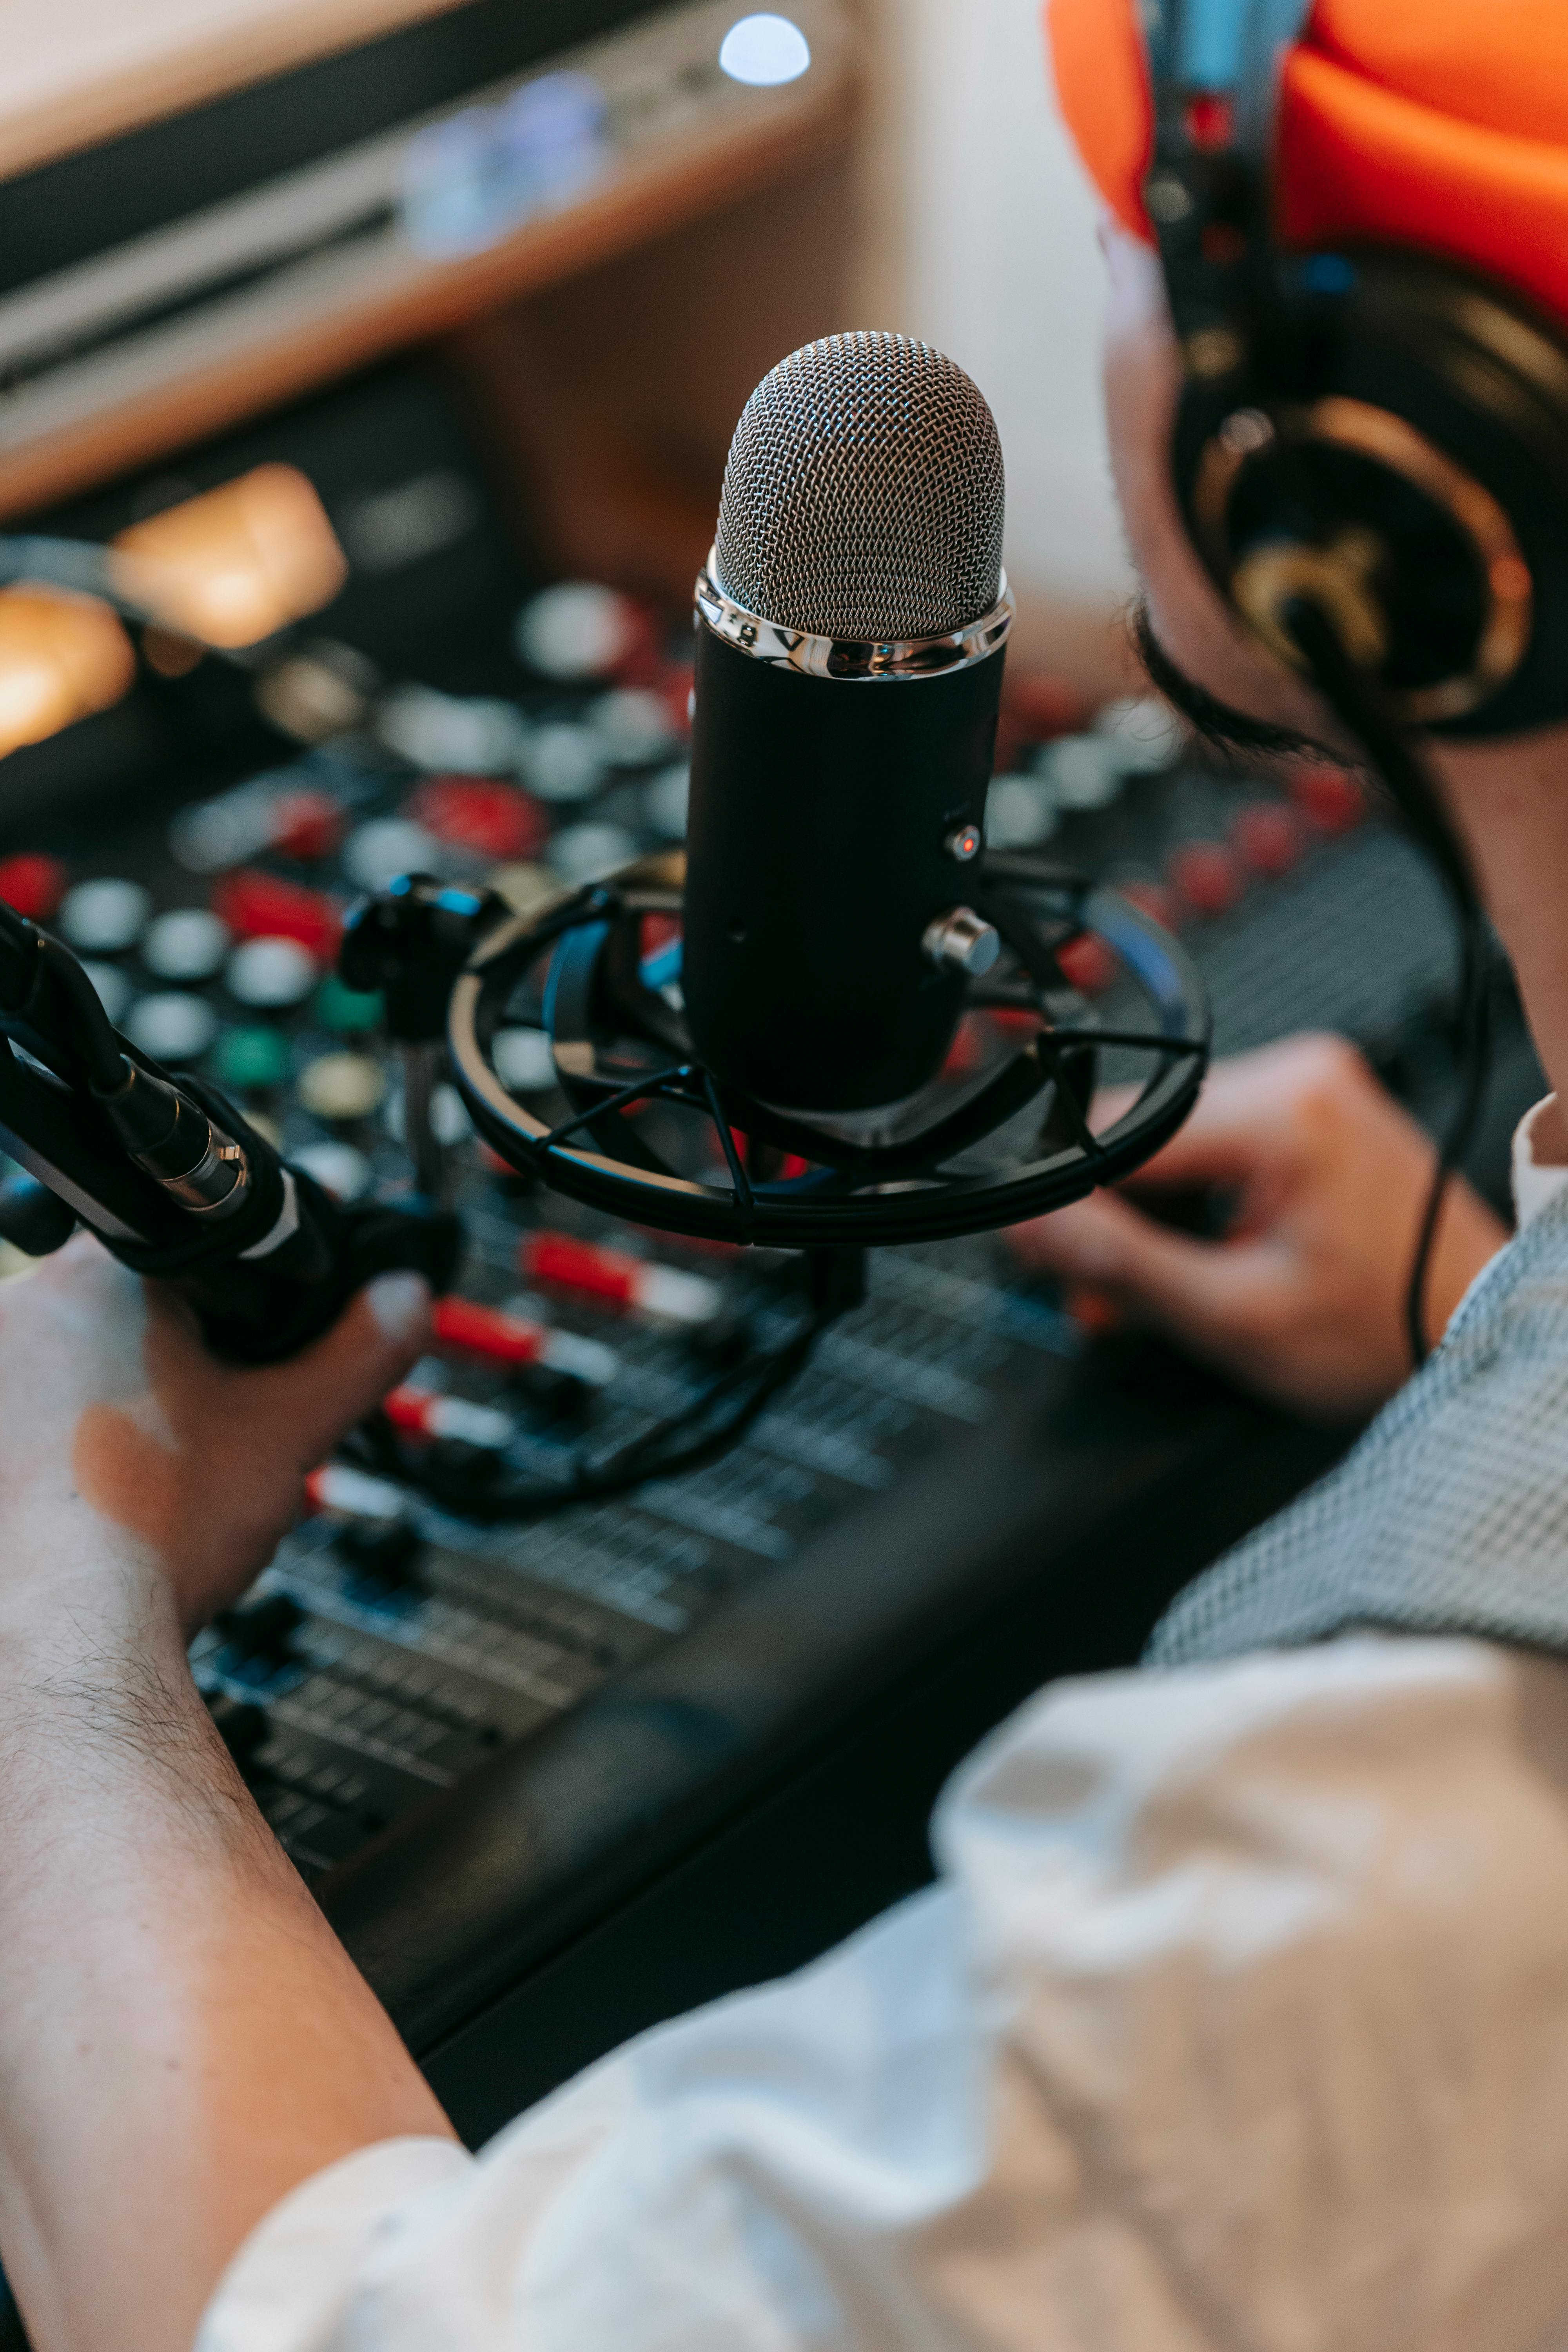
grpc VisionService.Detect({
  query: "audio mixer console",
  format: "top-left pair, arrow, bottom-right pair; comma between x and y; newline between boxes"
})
0,356 -> 1545,2147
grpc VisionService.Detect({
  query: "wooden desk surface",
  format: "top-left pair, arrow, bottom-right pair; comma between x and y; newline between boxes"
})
0,0 -> 467,181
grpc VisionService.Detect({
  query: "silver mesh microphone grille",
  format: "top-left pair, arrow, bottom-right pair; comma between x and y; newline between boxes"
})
712,332 -> 1004,642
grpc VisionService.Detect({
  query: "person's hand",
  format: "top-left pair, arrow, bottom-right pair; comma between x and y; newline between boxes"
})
0,1234 -> 429,1637
1009,1033 -> 1510,1418
0,1241 -> 450,2352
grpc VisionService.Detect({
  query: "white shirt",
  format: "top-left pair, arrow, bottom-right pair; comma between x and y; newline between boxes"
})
200,1108 -> 1568,2352
1513,1093 -> 1568,1231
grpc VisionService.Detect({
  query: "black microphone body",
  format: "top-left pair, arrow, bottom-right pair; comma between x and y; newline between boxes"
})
682,626 -> 1004,1111
677,330 -> 1013,1116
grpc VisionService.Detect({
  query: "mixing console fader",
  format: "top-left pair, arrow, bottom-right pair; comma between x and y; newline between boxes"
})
197,1230 -> 1082,1876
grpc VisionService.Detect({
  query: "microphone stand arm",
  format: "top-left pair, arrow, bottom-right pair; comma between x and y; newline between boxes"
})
0,898 -> 461,1363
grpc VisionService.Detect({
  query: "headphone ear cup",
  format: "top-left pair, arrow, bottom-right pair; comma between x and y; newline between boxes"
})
1172,252 -> 1568,739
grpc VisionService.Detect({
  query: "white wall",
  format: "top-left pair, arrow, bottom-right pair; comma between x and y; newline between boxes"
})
850,0 -> 1134,612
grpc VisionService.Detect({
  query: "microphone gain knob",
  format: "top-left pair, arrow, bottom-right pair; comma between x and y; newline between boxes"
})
922,906 -> 1001,977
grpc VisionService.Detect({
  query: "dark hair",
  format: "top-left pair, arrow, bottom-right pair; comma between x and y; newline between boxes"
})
1131,602 -> 1330,763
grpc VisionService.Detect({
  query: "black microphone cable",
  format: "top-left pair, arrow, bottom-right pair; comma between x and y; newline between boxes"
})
1280,593 -> 1492,1370
0,897 -> 132,1093
345,1248 -> 866,1528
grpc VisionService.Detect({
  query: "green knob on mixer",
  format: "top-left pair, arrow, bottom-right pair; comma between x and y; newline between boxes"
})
316,975 -> 383,1034
214,1024 -> 290,1094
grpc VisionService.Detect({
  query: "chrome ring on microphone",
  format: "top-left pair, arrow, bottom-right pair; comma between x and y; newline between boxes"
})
694,552 -> 1014,681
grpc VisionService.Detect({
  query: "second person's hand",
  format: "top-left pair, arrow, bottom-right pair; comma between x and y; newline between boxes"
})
1008,1033 -> 1510,1419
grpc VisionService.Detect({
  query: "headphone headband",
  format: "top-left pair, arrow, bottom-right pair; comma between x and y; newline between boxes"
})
1131,0 -> 1568,739
1145,0 -> 1312,154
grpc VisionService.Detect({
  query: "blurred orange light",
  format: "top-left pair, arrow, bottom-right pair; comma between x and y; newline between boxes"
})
0,588 -> 135,755
110,464 -> 347,649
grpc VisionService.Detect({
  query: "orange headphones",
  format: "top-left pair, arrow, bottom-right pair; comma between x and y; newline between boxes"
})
1049,0 -> 1568,740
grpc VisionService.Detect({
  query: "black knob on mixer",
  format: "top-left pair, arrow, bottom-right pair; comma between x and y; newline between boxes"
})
213,1593 -> 304,1673
339,874 -> 504,1042
332,1516 -> 428,1593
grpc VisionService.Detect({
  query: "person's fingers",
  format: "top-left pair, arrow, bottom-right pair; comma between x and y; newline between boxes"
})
241,1272 -> 432,1470
1011,1191 -> 1200,1289
1109,1068 -> 1306,1191
1011,1192 -> 1130,1276
1077,1034 -> 1367,1200
1083,1080 -> 1140,1132
1009,1191 -> 1281,1347
1060,1281 -> 1125,1336
1078,1069 -> 1281,1196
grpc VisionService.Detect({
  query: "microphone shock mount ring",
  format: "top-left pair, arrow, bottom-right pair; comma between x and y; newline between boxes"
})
446,851 -> 1211,1251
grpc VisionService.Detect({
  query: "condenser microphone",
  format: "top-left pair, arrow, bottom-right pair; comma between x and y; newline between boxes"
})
681,332 -> 1014,1113
443,330 -> 1205,1252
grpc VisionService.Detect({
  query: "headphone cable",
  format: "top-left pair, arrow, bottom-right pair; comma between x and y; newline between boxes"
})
1281,593 -> 1491,1370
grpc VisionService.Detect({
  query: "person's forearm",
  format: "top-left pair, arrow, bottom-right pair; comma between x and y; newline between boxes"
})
0,1544 -> 454,2352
